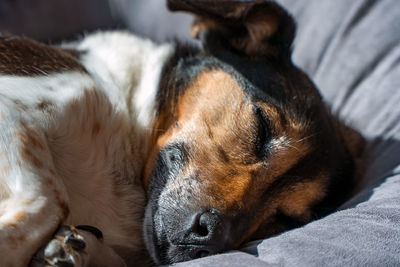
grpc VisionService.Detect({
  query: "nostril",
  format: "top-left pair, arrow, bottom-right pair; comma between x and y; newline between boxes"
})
185,209 -> 229,259
191,210 -> 213,238
196,219 -> 209,237
191,209 -> 221,239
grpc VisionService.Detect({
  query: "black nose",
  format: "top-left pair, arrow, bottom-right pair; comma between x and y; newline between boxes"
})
186,209 -> 231,258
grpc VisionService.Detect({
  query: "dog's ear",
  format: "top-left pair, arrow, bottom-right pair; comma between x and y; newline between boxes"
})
336,122 -> 365,160
168,0 -> 295,58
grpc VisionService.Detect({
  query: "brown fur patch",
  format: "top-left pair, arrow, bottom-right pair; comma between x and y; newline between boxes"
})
43,177 -> 69,218
336,120 -> 365,159
92,121 -> 101,136
278,177 -> 326,219
237,174 -> 327,245
246,10 -> 279,42
18,121 -> 46,150
17,123 -> 46,170
240,6 -> 281,56
13,211 -> 28,221
0,35 -> 86,76
56,194 -> 70,218
191,17 -> 222,39
17,234 -> 25,242
6,235 -> 18,250
21,147 -> 43,169
13,122 -> 71,218
3,221 -> 17,229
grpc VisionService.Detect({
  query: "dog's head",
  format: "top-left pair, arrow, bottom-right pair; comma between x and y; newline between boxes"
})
143,0 -> 359,264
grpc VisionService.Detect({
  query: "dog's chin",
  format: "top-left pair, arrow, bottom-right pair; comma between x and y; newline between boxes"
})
143,205 -> 171,265
143,205 -> 163,264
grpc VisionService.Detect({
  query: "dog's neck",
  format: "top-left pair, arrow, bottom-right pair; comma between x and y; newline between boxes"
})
77,32 -> 176,161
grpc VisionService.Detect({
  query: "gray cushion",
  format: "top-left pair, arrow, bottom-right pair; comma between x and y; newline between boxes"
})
0,0 -> 119,41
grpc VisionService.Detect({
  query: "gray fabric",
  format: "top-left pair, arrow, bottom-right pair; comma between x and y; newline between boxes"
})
0,0 -> 194,43
112,0 -> 194,43
0,0 -> 120,41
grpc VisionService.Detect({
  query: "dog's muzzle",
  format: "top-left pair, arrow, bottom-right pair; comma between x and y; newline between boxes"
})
144,204 -> 242,264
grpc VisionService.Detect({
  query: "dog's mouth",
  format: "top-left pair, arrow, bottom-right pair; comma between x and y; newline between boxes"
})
143,201 -> 246,264
143,206 -> 194,264
143,205 -> 166,264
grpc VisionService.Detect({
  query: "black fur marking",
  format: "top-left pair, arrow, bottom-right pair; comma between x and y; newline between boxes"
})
275,210 -> 305,230
145,142 -> 189,264
0,35 -> 87,76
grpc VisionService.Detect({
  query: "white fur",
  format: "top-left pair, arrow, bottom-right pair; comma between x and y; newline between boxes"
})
0,31 -> 174,266
78,31 -> 174,128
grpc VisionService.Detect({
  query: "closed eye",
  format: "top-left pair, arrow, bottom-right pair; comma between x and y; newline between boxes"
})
254,105 -> 271,159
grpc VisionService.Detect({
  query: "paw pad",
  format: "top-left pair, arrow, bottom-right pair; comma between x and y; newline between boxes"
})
30,225 -> 86,267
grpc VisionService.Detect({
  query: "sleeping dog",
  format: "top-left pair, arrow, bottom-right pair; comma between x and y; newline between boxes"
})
144,0 -> 364,264
0,0 -> 361,266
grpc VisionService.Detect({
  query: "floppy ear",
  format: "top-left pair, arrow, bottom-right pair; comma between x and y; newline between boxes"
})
167,0 -> 296,58
336,122 -> 365,160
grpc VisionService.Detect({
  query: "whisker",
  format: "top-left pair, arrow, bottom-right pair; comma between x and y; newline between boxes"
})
284,143 -> 300,152
295,132 -> 321,143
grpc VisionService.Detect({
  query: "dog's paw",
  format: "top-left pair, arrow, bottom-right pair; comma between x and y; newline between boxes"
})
31,225 -> 126,267
30,225 -> 98,267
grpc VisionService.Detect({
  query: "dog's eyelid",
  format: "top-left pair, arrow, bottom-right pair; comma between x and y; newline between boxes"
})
253,105 -> 272,158
254,105 -> 271,132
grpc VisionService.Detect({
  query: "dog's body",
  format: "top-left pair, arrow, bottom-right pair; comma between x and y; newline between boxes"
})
0,32 -> 174,266
0,1 -> 362,266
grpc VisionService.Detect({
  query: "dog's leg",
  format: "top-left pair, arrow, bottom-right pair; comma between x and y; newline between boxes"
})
0,101 -> 125,267
0,101 -> 69,267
